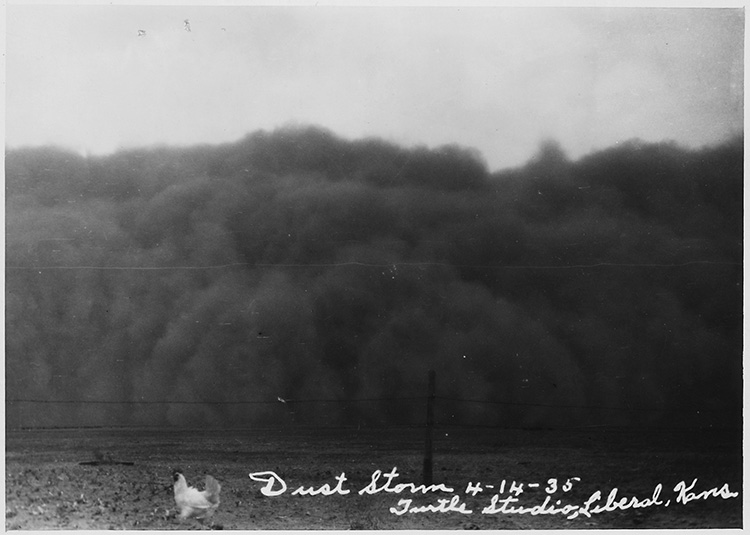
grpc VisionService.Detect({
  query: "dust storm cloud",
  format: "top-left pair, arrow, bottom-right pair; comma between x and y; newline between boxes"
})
5,127 -> 742,429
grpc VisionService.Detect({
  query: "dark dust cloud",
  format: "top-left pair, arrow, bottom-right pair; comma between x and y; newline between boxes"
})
5,127 -> 743,429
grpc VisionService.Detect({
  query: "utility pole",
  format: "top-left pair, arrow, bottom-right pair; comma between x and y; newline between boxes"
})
423,369 -> 435,486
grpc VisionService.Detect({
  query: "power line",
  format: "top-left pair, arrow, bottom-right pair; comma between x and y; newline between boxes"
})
5,259 -> 739,271
435,396 -> 689,413
6,396 -> 425,405
6,396 -> 724,413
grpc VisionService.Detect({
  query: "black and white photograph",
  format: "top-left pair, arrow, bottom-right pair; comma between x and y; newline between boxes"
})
4,1 -> 744,530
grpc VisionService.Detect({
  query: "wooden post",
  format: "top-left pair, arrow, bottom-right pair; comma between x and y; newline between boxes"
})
423,369 -> 435,486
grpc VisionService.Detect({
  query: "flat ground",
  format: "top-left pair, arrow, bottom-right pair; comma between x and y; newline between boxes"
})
5,425 -> 742,530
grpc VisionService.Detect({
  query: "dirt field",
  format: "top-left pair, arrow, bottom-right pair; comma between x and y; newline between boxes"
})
5,425 -> 742,530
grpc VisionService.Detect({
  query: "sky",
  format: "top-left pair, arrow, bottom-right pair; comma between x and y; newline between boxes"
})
4,3 -> 744,171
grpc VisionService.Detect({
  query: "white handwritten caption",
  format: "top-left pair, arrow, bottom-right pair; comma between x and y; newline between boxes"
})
248,468 -> 738,519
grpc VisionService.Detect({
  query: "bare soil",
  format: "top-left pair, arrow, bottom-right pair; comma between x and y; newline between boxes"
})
5,425 -> 742,530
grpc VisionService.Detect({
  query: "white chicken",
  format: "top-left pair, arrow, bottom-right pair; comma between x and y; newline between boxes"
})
172,471 -> 221,523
